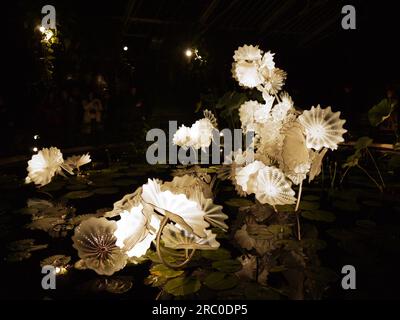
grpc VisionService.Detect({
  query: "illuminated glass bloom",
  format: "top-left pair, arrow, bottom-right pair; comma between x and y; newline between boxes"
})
298,105 -> 347,151
239,100 -> 264,132
162,174 -> 213,200
233,61 -> 264,88
281,121 -> 310,185
235,160 -> 266,194
260,51 -> 276,71
114,204 -> 161,260
64,153 -> 91,171
233,45 -> 263,62
260,68 -> 287,95
162,223 -> 219,250
141,179 -> 209,237
190,190 -> 228,231
190,118 -> 215,150
25,147 -> 64,187
173,125 -> 192,147
72,217 -> 127,276
173,112 -> 216,150
271,92 -> 294,122
254,166 -> 296,206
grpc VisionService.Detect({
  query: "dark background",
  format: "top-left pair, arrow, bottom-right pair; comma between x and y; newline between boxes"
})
0,0 -> 399,156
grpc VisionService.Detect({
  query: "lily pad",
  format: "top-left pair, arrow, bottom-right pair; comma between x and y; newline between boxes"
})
302,195 -> 320,202
224,198 -> 254,207
204,272 -> 238,291
301,210 -> 336,223
212,260 -> 242,273
202,248 -> 231,261
64,190 -> 94,199
164,276 -> 201,296
299,201 -> 320,211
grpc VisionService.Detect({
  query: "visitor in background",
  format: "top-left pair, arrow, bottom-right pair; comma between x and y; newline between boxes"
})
82,92 -> 103,143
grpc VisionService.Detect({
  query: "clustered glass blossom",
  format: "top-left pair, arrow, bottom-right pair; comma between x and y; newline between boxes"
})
25,147 -> 91,187
173,109 -> 217,150
72,174 -> 227,275
230,44 -> 347,206
54,44 -> 347,278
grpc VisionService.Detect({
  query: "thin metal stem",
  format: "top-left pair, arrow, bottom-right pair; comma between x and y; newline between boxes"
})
294,180 -> 303,241
366,148 -> 385,188
357,164 -> 383,193
156,215 -> 196,269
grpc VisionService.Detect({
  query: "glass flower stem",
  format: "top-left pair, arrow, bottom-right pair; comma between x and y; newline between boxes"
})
339,166 -> 351,185
155,214 -> 196,269
295,180 -> 303,241
356,164 -> 383,192
366,148 -> 385,189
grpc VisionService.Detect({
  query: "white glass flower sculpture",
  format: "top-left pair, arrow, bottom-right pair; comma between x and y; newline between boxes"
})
141,179 -> 209,237
173,110 -> 216,150
104,187 -> 142,218
115,204 -> 161,260
162,223 -> 219,250
190,190 -> 228,231
233,45 -> 263,62
254,166 -> 296,206
232,60 -> 264,88
25,147 -> 64,187
72,217 -> 127,276
281,122 -> 311,185
298,105 -> 347,151
235,160 -> 266,194
64,153 -> 91,171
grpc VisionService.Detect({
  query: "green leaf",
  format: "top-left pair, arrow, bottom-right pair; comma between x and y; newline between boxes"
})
301,210 -> 336,223
150,264 -> 185,279
224,198 -> 254,207
333,200 -> 360,212
368,98 -> 397,126
354,136 -> 373,150
204,272 -> 238,291
212,260 -> 242,273
299,201 -> 320,211
64,190 -> 94,199
164,276 -> 201,296
201,248 -> 231,261
269,265 -> 288,273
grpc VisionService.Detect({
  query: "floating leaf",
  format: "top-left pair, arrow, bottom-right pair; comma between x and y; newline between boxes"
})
212,260 -> 242,273
164,276 -> 201,296
64,190 -> 94,199
40,255 -> 71,267
355,220 -> 377,229
224,198 -> 254,207
204,272 -> 238,291
301,210 -> 336,223
299,201 -> 320,211
201,248 -> 231,261
150,264 -> 185,279
333,200 -> 360,212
